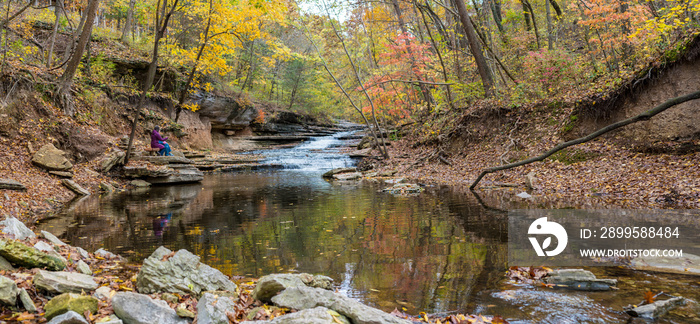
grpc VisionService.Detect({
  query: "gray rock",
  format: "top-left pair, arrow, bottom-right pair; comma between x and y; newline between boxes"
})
0,255 -> 14,270
41,230 -> 67,246
101,151 -> 125,173
176,303 -> 195,318
19,288 -> 36,312
47,311 -> 89,324
99,182 -> 114,194
49,171 -> 74,178
123,166 -> 173,178
0,239 -> 65,270
133,156 -> 194,165
34,241 -> 56,253
136,246 -> 236,296
146,166 -> 204,184
252,273 -> 333,302
333,172 -> 362,181
516,191 -> 532,199
271,286 -> 411,324
255,307 -> 351,324
75,247 -> 90,259
525,172 -> 538,190
34,270 -> 98,294
625,297 -> 686,319
322,168 -> 357,179
112,292 -> 190,324
93,286 -> 112,301
0,216 -> 36,240
160,292 -> 179,303
97,315 -> 123,324
630,253 -> 700,276
61,179 -> 90,196
32,144 -> 73,171
543,269 -> 617,291
196,293 -> 236,324
95,248 -> 119,259
0,275 -> 18,305
76,260 -> 92,275
0,178 -> 26,190
130,179 -> 151,187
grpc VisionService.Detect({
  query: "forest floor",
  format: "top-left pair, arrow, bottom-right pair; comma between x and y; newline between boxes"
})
377,134 -> 700,209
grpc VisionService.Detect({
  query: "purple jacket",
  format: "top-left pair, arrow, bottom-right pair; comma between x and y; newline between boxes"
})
151,129 -> 168,149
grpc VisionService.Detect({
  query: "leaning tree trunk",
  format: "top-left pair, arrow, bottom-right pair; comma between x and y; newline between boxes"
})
455,0 -> 495,97
46,0 -> 62,68
56,0 -> 99,116
469,90 -> 700,189
121,0 -> 135,43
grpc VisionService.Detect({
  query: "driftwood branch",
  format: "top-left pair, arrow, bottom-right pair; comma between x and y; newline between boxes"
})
470,90 -> 700,189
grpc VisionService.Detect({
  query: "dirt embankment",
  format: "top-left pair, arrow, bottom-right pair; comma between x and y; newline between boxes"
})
376,40 -> 700,209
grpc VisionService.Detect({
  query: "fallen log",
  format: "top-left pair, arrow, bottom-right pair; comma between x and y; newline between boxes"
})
470,90 -> 700,189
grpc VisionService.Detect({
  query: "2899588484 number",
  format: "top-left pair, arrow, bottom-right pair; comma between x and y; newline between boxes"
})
599,227 -> 679,239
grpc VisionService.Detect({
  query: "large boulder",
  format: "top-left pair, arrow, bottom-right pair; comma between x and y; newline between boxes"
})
543,269 -> 617,291
112,292 -> 190,324
0,217 -> 36,240
44,293 -> 98,320
252,273 -> 333,302
0,178 -> 25,191
271,286 -> 411,324
33,270 -> 98,294
196,293 -> 237,324
32,144 -> 73,171
0,239 -> 65,270
136,246 -> 236,296
0,275 -> 18,305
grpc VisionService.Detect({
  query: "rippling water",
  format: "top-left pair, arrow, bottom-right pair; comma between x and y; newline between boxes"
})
39,133 -> 700,323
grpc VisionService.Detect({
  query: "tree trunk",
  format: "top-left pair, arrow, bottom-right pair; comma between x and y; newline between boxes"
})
46,0 -> 62,68
454,0 -> 495,97
545,0 -> 553,49
124,0 -> 180,165
175,0 -> 212,122
470,91 -> 700,189
121,0 -> 135,43
56,0 -> 99,116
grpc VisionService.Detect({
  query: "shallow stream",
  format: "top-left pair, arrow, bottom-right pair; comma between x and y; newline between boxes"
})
39,132 -> 700,323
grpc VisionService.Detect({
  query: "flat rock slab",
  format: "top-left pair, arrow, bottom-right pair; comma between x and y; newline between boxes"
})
322,167 -> 357,179
0,178 -> 25,191
349,148 -> 372,158
630,253 -> 700,276
625,297 -> 686,319
41,231 -> 67,246
0,239 -> 65,270
543,269 -> 617,291
61,179 -> 90,196
146,166 -> 203,184
44,293 -> 98,320
332,172 -> 362,181
252,273 -> 333,302
0,216 -> 36,240
34,270 -> 98,294
112,292 -> 190,324
133,156 -> 195,165
136,246 -> 236,296
19,288 -> 36,312
271,286 -> 411,324
123,166 -> 173,178
49,171 -> 74,178
32,144 -> 73,171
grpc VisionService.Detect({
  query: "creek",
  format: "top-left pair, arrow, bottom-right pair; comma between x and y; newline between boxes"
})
38,131 -> 700,323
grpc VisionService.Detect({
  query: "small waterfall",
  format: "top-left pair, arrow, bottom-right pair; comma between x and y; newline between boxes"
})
261,131 -> 357,172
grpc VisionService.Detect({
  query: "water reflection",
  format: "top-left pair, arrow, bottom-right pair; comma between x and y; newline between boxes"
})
40,173 -> 507,314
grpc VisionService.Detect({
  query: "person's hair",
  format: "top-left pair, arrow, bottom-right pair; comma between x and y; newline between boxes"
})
154,125 -> 160,131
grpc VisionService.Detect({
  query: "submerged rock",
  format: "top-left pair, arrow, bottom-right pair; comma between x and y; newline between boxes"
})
34,270 -> 98,294
333,172 -> 362,181
0,239 -> 65,270
112,292 -> 190,324
271,286 -> 411,324
32,144 -> 73,171
382,183 -> 423,195
543,269 -> 617,291
0,217 -> 36,240
252,273 -> 333,302
44,293 -> 98,320
0,275 -> 18,305
196,293 -> 236,324
136,246 -> 236,296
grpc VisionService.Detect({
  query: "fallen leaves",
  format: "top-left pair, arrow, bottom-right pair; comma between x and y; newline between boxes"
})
390,308 -> 510,323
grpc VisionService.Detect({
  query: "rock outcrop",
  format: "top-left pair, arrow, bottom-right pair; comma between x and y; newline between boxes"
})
34,270 -> 98,294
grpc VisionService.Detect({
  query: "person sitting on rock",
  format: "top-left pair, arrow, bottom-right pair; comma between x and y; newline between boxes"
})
151,125 -> 173,156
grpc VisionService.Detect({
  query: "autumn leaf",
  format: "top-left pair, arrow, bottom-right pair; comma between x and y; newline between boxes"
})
643,291 -> 656,304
